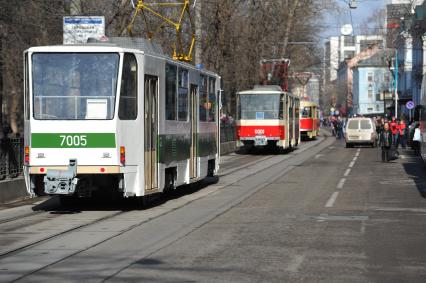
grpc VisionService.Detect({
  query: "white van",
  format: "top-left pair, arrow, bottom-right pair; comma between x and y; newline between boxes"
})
345,117 -> 377,148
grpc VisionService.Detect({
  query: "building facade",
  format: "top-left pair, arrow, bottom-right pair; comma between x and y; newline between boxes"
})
352,53 -> 392,116
324,34 -> 385,85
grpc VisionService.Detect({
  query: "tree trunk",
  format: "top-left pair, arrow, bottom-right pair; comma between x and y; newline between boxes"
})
281,0 -> 300,57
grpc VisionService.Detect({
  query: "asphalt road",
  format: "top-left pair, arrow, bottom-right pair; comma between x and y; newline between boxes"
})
1,132 -> 426,282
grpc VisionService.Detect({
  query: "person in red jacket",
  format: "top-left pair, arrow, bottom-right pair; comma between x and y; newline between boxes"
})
398,119 -> 407,148
389,117 -> 399,147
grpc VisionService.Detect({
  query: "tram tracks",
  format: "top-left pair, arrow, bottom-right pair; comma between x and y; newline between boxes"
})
0,210 -> 126,259
1,136 -> 328,258
220,135 -> 328,178
0,135 -> 331,281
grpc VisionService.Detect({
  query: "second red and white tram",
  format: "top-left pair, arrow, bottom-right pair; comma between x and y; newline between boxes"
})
236,85 -> 300,151
300,100 -> 320,139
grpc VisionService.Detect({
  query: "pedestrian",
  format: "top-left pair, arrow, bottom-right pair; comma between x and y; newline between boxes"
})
331,118 -> 337,137
336,117 -> 343,139
0,122 -> 18,177
380,122 -> 393,162
398,119 -> 407,149
390,117 -> 399,147
413,123 -> 421,156
376,117 -> 383,146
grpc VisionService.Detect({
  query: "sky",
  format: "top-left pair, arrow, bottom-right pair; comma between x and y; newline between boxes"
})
321,0 -> 386,41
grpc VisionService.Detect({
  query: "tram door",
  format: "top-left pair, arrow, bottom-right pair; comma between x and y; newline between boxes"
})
289,97 -> 294,145
190,84 -> 198,179
144,75 -> 158,191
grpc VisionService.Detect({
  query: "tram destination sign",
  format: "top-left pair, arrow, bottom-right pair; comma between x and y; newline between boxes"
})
63,16 -> 105,44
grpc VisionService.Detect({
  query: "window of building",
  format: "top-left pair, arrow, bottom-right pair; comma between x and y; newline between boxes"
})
367,72 -> 373,82
360,40 -> 382,51
208,78 -> 216,122
165,64 -> 177,120
368,85 -> 373,99
119,54 -> 138,120
344,51 -> 355,59
384,72 -> 390,83
178,68 -> 188,121
199,75 -> 208,121
344,36 -> 355,46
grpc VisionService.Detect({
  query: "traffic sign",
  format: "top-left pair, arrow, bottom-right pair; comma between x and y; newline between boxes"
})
406,101 -> 415,110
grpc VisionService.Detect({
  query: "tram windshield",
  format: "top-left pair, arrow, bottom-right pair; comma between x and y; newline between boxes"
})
32,53 -> 119,120
239,93 -> 282,120
301,107 -> 312,118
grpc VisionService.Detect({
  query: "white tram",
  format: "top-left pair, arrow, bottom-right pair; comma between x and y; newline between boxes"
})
236,85 -> 300,151
23,38 -> 221,202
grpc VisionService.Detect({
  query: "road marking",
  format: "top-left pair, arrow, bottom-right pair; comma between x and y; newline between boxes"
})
349,161 -> 355,168
344,168 -> 351,177
315,214 -> 369,221
337,178 -> 346,189
357,148 -> 361,152
360,221 -> 366,234
355,152 -> 360,157
325,191 -> 339,208
352,156 -> 358,161
315,154 -> 323,159
285,254 -> 305,272
379,179 -> 416,186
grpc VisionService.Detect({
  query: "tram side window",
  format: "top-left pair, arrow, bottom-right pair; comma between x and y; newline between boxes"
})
25,53 -> 29,120
208,78 -> 216,122
119,54 -> 137,120
178,68 -> 188,121
279,95 -> 284,119
199,75 -> 208,121
166,64 -> 177,120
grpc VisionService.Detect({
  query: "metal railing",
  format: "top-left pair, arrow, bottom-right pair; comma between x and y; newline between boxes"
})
0,138 -> 24,180
220,124 -> 236,143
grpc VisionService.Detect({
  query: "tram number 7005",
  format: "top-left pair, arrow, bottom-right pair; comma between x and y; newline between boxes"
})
60,135 -> 88,147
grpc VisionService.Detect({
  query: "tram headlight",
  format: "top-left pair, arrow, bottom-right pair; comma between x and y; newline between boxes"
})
120,146 -> 126,166
24,147 -> 30,165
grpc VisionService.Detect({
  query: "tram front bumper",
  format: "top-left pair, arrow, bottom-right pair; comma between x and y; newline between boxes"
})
43,159 -> 78,195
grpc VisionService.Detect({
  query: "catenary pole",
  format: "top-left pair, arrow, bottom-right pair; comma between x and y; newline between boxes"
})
395,50 -> 398,118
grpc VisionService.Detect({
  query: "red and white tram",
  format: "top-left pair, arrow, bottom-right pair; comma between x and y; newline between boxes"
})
236,85 -> 300,151
300,101 -> 320,139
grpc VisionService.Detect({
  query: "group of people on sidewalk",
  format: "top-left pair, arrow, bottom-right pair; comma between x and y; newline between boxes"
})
377,117 -> 421,162
329,116 -> 346,139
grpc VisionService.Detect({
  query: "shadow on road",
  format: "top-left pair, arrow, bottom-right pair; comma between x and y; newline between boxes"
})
235,146 -> 295,156
402,150 -> 426,199
31,176 -> 220,213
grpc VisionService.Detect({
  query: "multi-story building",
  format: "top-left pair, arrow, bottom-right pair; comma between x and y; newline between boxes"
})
324,34 -> 385,85
352,51 -> 393,116
391,1 -> 425,118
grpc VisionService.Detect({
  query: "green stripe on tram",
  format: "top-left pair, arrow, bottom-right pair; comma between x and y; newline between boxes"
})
31,133 -> 116,148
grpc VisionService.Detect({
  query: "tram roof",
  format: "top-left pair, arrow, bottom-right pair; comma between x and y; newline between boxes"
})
300,100 -> 318,107
25,37 -> 220,78
237,85 -> 297,98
